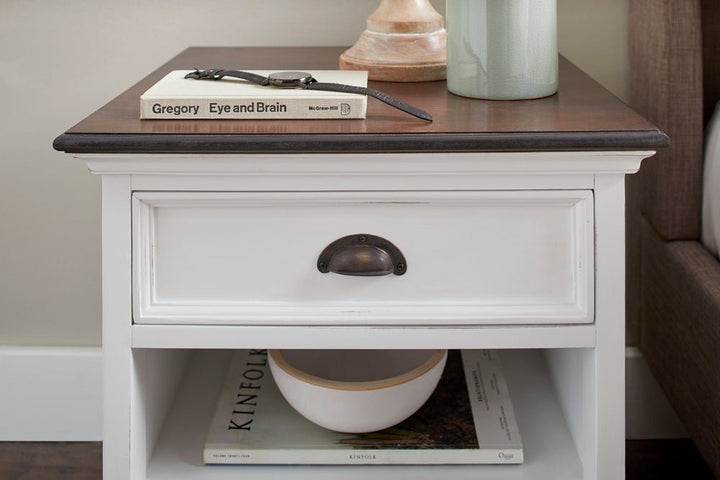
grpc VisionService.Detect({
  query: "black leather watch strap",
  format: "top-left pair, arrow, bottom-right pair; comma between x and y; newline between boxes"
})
185,69 -> 432,121
185,69 -> 270,86
305,82 -> 432,122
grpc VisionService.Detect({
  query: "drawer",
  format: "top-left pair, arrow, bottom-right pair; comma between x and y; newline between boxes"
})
132,191 -> 593,325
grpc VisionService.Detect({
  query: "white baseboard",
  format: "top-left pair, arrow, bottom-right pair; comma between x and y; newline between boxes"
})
0,346 -> 103,441
0,345 -> 686,441
625,346 -> 688,439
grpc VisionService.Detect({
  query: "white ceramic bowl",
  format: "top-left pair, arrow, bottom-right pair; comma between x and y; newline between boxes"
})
268,349 -> 447,433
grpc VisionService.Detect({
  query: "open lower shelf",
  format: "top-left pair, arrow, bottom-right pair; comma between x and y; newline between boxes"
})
145,349 -> 584,479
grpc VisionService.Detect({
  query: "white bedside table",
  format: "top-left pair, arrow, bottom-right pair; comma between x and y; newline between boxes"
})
54,46 -> 668,480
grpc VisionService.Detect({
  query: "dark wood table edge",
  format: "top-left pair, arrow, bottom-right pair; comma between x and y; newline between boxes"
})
53,130 -> 669,154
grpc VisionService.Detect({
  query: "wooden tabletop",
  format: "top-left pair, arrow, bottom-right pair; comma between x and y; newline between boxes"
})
53,47 -> 668,153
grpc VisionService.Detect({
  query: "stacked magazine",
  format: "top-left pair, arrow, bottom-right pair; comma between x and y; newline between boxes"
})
203,349 -> 523,465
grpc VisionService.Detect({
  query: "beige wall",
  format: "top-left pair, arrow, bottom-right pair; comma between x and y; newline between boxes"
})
0,0 -> 628,346
558,0 -> 630,101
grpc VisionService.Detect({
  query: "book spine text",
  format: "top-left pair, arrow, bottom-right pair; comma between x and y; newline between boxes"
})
141,98 -> 366,119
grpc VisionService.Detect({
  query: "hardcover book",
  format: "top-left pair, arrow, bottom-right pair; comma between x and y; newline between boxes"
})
203,349 -> 523,465
140,70 -> 368,119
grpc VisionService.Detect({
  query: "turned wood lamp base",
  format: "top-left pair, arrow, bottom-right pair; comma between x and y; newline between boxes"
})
340,0 -> 447,82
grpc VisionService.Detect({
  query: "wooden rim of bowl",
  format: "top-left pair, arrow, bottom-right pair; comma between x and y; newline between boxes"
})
269,349 -> 447,392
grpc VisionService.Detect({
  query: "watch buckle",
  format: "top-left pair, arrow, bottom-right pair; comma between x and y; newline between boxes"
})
184,69 -> 223,80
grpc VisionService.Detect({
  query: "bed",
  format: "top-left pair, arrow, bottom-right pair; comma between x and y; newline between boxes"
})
626,0 -> 720,475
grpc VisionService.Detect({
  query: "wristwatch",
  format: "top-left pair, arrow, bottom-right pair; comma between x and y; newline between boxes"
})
184,69 -> 432,122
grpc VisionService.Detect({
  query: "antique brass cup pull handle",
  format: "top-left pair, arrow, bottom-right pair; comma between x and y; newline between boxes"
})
317,234 -> 407,276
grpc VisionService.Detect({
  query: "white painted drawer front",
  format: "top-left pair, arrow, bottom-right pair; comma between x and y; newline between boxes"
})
133,191 -> 593,325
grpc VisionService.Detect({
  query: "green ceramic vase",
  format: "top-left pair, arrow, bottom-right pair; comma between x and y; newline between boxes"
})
446,0 -> 558,100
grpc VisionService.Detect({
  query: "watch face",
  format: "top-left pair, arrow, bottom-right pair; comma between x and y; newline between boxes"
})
268,71 -> 314,88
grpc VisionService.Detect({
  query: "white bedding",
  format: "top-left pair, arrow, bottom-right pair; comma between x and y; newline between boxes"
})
702,102 -> 720,258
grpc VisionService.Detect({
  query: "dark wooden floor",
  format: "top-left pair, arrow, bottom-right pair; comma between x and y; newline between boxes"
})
0,440 -> 715,479
626,439 -> 716,479
0,442 -> 102,480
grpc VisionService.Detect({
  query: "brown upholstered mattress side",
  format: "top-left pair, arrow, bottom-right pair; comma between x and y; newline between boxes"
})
639,220 -> 720,477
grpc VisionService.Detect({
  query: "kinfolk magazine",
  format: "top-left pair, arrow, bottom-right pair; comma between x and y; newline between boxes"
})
203,349 -> 523,465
